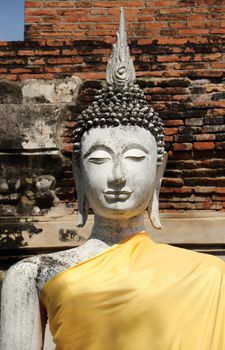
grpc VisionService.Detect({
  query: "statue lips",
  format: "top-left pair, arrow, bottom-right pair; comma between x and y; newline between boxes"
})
103,190 -> 132,202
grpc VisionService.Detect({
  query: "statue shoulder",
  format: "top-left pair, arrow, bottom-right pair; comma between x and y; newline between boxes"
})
36,238 -> 109,291
2,239 -> 108,292
3,256 -> 41,289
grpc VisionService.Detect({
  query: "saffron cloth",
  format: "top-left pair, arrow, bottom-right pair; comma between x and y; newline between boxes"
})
40,232 -> 225,350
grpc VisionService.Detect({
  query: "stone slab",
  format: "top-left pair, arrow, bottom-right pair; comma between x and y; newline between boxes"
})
1,211 -> 225,258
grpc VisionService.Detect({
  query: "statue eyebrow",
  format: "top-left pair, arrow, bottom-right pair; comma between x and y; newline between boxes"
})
83,144 -> 112,159
123,143 -> 149,154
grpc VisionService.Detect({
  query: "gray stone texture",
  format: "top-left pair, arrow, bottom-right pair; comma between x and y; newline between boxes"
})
0,77 -> 81,252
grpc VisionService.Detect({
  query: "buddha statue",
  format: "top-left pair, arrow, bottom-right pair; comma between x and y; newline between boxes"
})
1,8 -> 225,350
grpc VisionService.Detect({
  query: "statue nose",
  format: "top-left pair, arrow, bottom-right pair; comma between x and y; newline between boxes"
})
109,162 -> 126,186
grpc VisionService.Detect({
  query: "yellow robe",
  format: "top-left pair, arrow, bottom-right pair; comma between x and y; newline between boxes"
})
40,232 -> 225,350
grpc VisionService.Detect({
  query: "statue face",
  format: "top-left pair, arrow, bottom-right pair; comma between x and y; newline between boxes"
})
80,126 -> 157,220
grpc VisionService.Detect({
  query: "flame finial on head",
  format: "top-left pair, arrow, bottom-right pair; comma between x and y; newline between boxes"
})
106,8 -> 136,85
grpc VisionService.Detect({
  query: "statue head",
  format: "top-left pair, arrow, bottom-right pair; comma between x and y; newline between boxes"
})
72,8 -> 167,230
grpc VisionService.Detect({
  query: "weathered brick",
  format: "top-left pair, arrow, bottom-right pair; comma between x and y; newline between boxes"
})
195,134 -> 216,141
165,120 -> 184,126
193,142 -> 215,151
216,142 -> 225,150
194,186 -> 215,194
185,118 -> 203,126
48,57 -> 83,64
172,143 -> 193,151
162,178 -> 184,187
25,9 -> 57,16
160,186 -> 193,194
203,125 -> 225,133
164,127 -> 178,136
18,50 -> 35,56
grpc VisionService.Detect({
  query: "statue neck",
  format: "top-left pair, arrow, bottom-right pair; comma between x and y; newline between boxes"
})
90,214 -> 145,245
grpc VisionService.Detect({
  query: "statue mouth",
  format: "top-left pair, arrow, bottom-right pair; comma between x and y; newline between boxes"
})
103,190 -> 132,201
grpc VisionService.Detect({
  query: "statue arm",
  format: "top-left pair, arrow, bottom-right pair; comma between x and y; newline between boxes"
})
1,261 -> 45,350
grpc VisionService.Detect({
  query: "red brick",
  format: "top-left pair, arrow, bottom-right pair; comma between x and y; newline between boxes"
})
0,51 -> 16,57
0,58 -> 23,66
90,9 -> 106,15
18,50 -> 35,56
211,62 -> 225,69
194,187 -> 215,194
0,74 -> 17,80
162,178 -> 184,187
185,118 -> 203,126
25,9 -> 57,16
42,1 -> 76,7
96,23 -> 117,30
76,72 -> 105,80
173,143 -> 193,151
24,1 -> 43,7
48,57 -> 83,64
213,195 -> 225,201
20,73 -> 53,80
65,121 -> 76,128
160,186 -> 193,194
214,188 -> 225,195
41,16 -> 64,24
10,68 -> 32,73
127,1 -> 146,6
62,49 -> 78,55
178,29 -> 209,35
92,1 -> 126,7
146,0 -> 176,6
45,67 -> 65,73
86,29 -> 115,36
193,142 -> 215,151
159,7 -> 190,14
28,58 -> 45,65
169,22 -> 186,29
35,49 -> 60,55
62,9 -> 87,16
138,15 -> 154,22
157,55 -> 191,63
195,134 -> 216,141
188,14 -> 206,21
188,70 -> 224,78
210,28 -> 225,34
165,120 -> 184,126
165,136 -> 173,142
55,24 -> 79,31
157,37 -> 190,45
23,16 -> 40,23
61,143 -> 73,153
165,127 -> 178,136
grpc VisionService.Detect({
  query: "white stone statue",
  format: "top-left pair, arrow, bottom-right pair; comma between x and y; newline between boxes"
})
0,9 -> 166,349
2,8 -> 225,350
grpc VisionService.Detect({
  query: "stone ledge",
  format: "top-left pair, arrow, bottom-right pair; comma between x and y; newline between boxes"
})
0,210 -> 225,250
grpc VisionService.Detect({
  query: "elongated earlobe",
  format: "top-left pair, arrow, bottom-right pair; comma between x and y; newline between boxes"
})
72,155 -> 89,227
148,153 -> 168,230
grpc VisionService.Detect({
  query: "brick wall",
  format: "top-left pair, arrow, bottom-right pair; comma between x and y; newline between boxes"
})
23,0 -> 225,41
0,0 -> 225,215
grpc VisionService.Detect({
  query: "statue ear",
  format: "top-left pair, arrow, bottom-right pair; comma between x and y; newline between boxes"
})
148,153 -> 168,230
72,155 -> 89,227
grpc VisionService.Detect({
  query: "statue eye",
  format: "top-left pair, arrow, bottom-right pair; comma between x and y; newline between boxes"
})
88,150 -> 111,164
124,149 -> 146,161
88,157 -> 110,164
